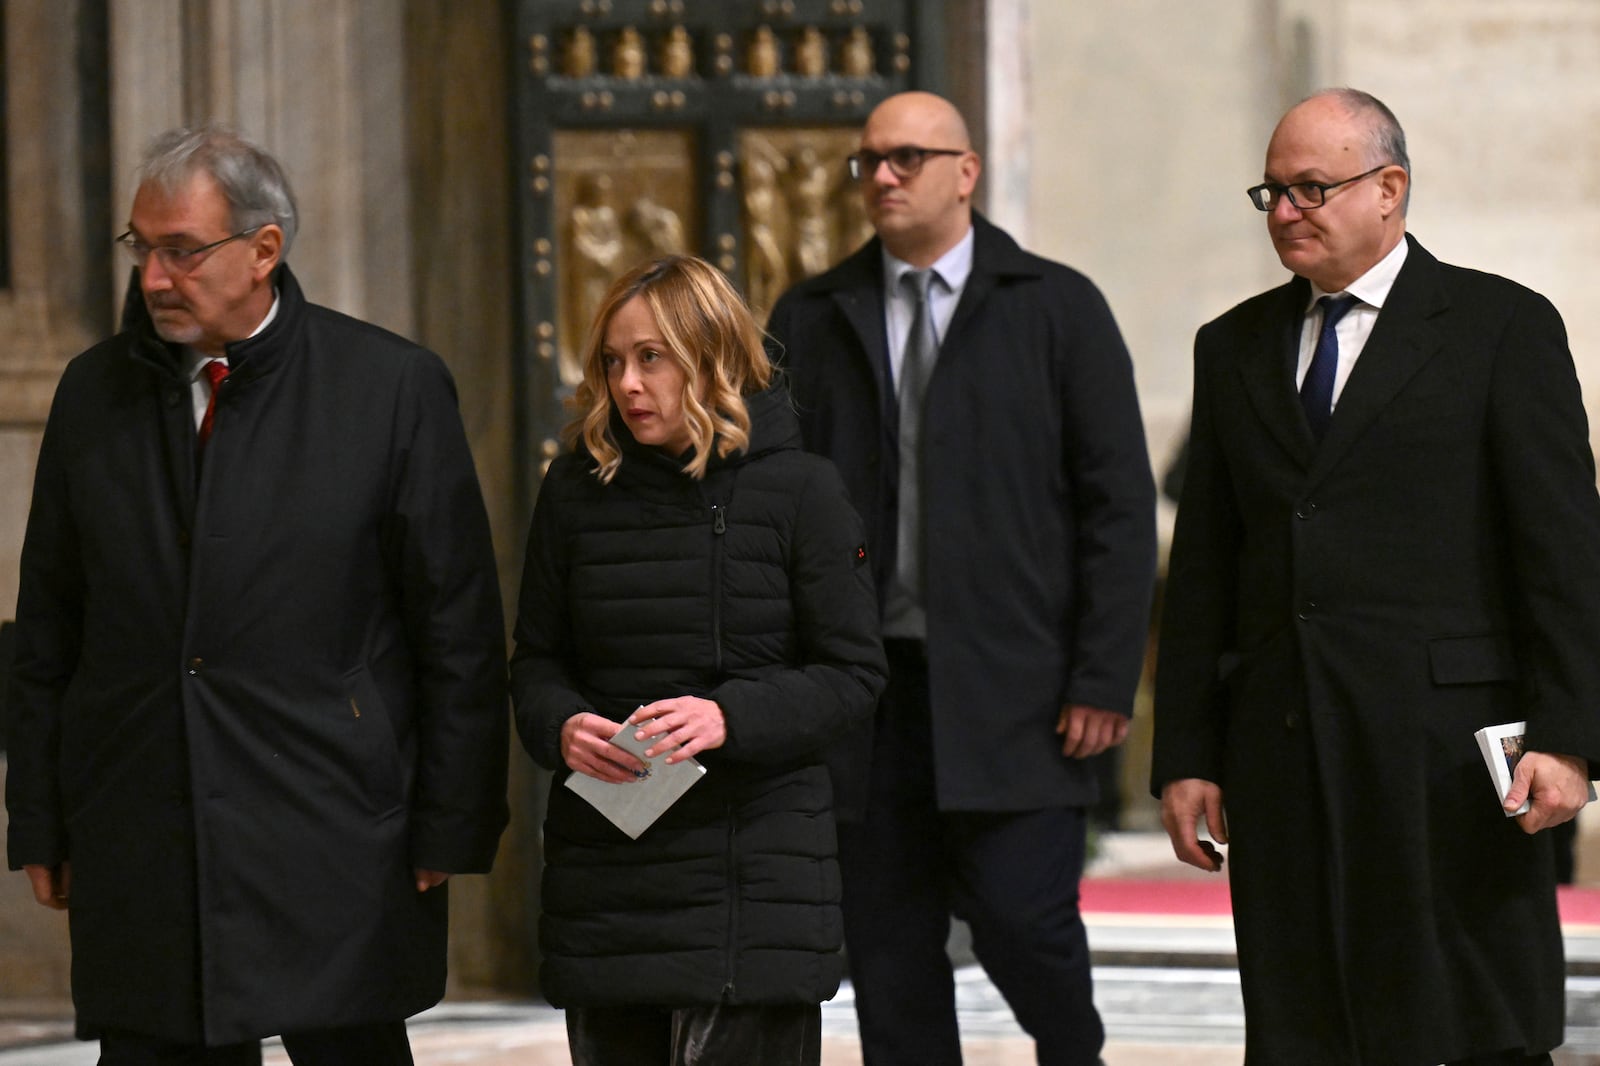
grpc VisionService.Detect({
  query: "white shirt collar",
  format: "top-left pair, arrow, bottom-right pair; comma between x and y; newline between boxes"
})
881,225 -> 976,296
1305,236 -> 1409,312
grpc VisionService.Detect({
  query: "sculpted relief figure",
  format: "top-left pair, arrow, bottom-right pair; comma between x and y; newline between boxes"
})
788,145 -> 832,278
794,26 -> 828,78
659,25 -> 694,79
743,156 -> 788,322
568,173 -> 624,385
629,195 -> 687,257
613,26 -> 646,79
840,25 -> 874,78
748,26 -> 779,78
564,25 -> 596,78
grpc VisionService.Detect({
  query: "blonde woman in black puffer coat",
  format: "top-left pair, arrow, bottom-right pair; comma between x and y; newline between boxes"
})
511,254 -> 887,1066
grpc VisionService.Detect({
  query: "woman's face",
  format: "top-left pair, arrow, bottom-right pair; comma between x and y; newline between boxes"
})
603,295 -> 693,456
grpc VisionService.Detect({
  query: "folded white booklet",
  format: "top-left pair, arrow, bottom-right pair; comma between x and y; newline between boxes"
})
1473,720 -> 1596,818
564,718 -> 707,839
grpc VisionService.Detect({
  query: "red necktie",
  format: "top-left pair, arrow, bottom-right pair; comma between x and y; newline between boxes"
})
198,359 -> 230,448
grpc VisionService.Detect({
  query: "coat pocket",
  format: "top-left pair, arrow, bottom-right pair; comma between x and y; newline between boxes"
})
342,664 -> 406,814
1427,633 -> 1518,685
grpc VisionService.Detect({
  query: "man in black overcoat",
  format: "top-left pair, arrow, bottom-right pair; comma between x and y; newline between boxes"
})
5,126 -> 509,1064
1154,88 -> 1600,1065
767,91 -> 1156,1066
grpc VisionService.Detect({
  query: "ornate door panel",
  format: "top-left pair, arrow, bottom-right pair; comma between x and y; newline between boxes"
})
512,0 -> 939,513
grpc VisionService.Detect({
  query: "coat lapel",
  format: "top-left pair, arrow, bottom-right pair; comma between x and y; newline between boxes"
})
1306,236 -> 1447,486
1235,279 -> 1317,469
826,244 -> 893,421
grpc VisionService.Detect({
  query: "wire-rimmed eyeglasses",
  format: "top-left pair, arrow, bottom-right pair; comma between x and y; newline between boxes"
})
115,226 -> 264,273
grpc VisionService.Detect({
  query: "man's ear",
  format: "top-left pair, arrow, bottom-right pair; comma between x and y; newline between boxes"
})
957,151 -> 982,200
1378,166 -> 1409,218
249,224 -> 284,282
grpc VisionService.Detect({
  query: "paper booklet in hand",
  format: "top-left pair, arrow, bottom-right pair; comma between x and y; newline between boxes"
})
565,716 -> 707,839
1473,720 -> 1597,818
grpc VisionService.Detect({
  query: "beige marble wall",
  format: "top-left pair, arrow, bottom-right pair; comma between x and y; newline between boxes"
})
1021,0 -> 1287,487
1,0 -> 113,619
1337,0 -> 1600,440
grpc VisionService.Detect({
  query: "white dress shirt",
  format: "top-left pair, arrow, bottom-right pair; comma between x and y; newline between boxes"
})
1294,237 -> 1409,410
882,226 -> 975,388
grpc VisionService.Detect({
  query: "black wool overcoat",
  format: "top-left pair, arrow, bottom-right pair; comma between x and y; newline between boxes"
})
1153,236 -> 1600,1064
765,214 -> 1156,815
5,266 -> 509,1044
511,389 -> 886,1007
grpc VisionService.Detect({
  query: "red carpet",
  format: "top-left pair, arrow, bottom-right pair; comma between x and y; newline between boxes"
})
1082,877 -> 1600,926
1558,885 -> 1600,925
1082,877 -> 1231,917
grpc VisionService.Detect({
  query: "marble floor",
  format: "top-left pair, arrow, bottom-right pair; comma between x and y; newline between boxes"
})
7,832 -> 1600,1065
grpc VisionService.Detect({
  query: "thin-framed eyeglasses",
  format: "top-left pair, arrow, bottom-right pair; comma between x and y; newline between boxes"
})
115,226 -> 264,273
1246,164 -> 1393,212
847,145 -> 966,182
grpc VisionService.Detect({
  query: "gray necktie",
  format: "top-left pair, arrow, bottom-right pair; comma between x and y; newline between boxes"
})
890,269 -> 937,629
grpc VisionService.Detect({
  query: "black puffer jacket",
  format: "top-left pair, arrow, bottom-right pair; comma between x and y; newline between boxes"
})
511,387 -> 886,1007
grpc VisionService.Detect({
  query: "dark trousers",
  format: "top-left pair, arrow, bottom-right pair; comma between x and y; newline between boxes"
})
98,1022 -> 414,1066
566,1004 -> 820,1066
1449,1054 -> 1554,1066
837,639 -> 1103,1066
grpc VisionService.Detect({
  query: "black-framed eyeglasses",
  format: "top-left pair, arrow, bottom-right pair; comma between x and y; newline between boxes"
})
1246,164 -> 1393,212
115,226 -> 264,272
847,145 -> 966,181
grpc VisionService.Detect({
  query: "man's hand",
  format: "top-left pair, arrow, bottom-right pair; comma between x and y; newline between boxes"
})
561,711 -> 647,783
1056,704 -> 1129,759
414,869 -> 449,893
1160,778 -> 1228,872
630,697 -> 728,764
23,863 -> 71,910
1504,752 -> 1590,834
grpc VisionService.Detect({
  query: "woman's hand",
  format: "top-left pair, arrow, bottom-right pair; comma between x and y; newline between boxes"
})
561,712 -> 647,782
630,697 -> 727,764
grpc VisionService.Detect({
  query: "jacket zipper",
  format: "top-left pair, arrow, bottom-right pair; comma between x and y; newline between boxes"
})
722,803 -> 738,999
710,501 -> 726,674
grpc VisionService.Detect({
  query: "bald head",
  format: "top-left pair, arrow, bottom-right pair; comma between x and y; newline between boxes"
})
856,91 -> 981,267
865,91 -> 973,153
1262,88 -> 1410,291
1291,89 -> 1411,211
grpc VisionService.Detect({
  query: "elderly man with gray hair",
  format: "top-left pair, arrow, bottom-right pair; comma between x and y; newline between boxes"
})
5,125 -> 509,1065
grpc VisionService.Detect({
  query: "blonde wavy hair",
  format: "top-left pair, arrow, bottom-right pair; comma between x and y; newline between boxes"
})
568,255 -> 774,483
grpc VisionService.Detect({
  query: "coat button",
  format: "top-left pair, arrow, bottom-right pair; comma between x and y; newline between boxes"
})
1295,500 -> 1317,520
1297,601 -> 1317,621
1285,710 -> 1301,729
166,389 -> 182,407
187,657 -> 204,674
177,529 -> 191,548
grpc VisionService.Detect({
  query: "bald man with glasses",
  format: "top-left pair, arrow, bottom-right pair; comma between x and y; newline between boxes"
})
766,90 -> 1156,1066
1154,88 -> 1600,1066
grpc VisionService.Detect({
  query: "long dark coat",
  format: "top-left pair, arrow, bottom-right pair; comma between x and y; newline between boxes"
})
5,266 -> 509,1044
1153,236 -> 1600,1064
511,390 -> 886,1007
765,214 -> 1156,815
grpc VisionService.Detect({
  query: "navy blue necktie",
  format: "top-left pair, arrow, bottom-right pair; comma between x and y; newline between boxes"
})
1301,294 -> 1359,440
